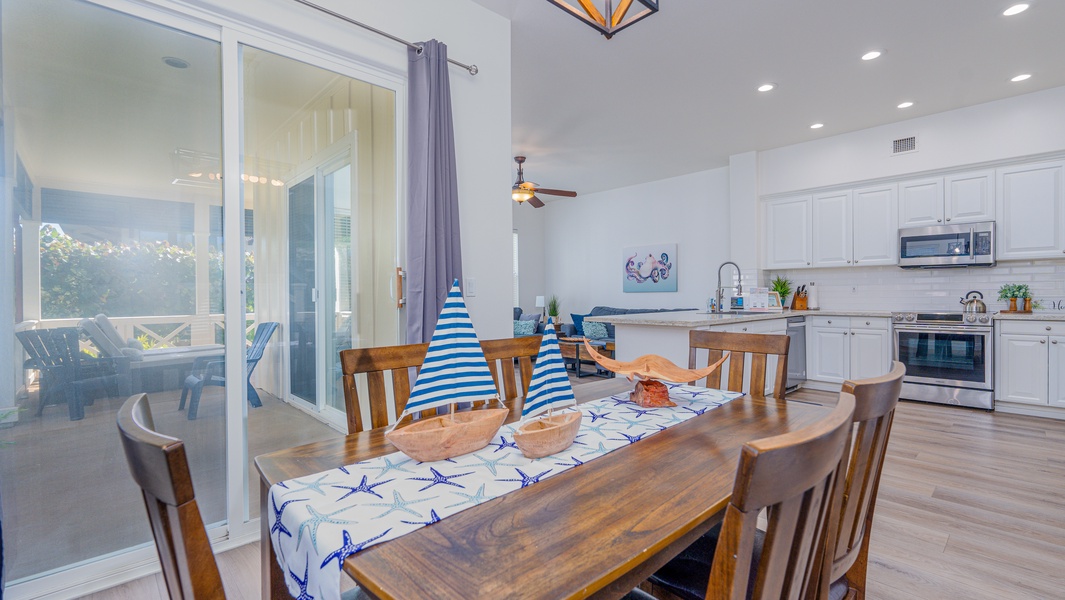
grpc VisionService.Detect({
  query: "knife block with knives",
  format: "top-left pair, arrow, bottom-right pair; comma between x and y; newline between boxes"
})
791,284 -> 809,310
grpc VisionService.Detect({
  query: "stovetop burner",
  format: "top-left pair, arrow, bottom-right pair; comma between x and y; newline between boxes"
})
891,311 -> 992,326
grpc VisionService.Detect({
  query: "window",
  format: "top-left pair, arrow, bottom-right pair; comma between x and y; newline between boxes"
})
513,230 -> 520,306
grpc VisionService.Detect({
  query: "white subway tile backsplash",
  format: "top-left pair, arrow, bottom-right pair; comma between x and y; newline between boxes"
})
769,261 -> 1065,313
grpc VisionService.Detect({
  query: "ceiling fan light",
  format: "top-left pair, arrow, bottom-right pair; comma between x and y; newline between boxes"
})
512,187 -> 534,203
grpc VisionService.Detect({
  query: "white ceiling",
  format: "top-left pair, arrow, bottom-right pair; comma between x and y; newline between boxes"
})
471,0 -> 1065,196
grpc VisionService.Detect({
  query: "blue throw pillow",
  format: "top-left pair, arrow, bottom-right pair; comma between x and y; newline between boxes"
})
583,320 -> 608,340
571,313 -> 589,336
514,319 -> 536,336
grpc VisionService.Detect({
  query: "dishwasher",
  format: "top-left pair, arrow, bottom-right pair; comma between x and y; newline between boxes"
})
786,316 -> 806,389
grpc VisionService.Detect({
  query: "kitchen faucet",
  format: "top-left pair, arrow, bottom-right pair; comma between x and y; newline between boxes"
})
714,261 -> 743,313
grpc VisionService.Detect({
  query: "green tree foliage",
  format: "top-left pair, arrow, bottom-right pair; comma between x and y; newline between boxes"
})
39,225 -> 254,319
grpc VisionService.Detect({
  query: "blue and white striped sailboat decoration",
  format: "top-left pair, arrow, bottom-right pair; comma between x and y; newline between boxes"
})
513,317 -> 583,458
385,280 -> 509,462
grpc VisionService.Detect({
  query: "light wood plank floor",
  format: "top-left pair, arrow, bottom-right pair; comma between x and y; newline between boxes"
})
79,388 -> 1065,600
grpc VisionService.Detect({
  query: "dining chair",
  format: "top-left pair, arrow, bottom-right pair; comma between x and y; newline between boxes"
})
479,335 -> 541,406
632,392 -> 855,600
688,330 -> 790,399
820,361 -> 905,600
117,393 -> 226,599
339,342 -> 431,433
178,321 -> 279,420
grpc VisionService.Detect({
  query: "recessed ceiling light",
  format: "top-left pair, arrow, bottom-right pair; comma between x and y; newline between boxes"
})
162,56 -> 190,69
757,83 -> 775,92
1003,4 -> 1029,16
810,123 -> 824,129
861,51 -> 882,61
897,101 -> 914,109
1011,73 -> 1031,82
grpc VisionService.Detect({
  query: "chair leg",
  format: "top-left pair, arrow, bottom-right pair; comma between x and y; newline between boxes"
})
179,375 -> 199,411
247,381 -> 263,408
187,381 -> 206,420
67,385 -> 84,421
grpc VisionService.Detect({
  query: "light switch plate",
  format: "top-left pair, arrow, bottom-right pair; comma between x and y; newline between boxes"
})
465,277 -> 476,296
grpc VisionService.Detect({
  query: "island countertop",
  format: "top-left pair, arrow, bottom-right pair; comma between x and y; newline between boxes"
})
585,309 -> 893,328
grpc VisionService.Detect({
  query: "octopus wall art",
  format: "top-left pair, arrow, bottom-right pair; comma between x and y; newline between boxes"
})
622,243 -> 677,292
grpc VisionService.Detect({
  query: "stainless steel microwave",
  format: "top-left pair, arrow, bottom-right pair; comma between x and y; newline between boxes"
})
898,221 -> 995,268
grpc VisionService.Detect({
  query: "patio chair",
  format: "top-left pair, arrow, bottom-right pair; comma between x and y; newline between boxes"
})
178,322 -> 279,420
16,327 -> 130,420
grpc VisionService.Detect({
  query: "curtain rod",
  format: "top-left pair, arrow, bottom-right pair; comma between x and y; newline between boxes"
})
293,0 -> 479,75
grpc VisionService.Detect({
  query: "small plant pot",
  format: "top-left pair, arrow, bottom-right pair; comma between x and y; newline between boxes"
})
1008,298 -> 1018,312
1023,298 -> 1032,312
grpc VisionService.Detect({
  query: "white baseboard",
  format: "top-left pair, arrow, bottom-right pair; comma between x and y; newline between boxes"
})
993,402 -> 1065,420
798,380 -> 842,393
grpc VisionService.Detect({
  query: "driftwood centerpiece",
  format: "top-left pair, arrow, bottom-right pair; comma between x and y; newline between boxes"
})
582,340 -> 729,408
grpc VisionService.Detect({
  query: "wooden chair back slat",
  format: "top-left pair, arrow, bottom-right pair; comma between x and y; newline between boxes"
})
339,342 -> 430,433
689,331 -> 790,399
706,394 -> 854,600
117,394 -> 226,600
481,336 -> 541,407
823,361 -> 905,598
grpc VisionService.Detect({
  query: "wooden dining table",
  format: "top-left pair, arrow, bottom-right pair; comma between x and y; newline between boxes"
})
255,378 -> 832,600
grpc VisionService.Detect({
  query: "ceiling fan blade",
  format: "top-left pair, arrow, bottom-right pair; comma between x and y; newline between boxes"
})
532,187 -> 577,197
527,195 -> 545,208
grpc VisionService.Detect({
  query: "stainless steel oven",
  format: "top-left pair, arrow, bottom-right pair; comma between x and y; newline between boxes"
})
892,312 -> 994,410
898,221 -> 995,268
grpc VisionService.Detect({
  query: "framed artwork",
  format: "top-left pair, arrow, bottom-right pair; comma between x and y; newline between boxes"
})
623,243 -> 677,293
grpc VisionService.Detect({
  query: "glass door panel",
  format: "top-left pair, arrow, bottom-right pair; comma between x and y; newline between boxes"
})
288,176 -> 317,406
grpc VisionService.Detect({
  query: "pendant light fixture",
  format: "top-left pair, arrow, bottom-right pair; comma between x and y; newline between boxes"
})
546,0 -> 659,39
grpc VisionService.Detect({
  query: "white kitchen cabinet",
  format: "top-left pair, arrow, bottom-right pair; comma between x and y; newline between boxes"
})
807,317 -> 891,384
996,160 -> 1065,260
709,318 -> 787,395
812,191 -> 852,267
765,196 -> 811,269
898,171 -> 994,228
997,320 -> 1065,408
851,184 -> 899,265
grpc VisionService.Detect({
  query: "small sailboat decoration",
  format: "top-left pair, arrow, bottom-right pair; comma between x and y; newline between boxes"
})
384,280 -> 508,462
512,317 -> 582,458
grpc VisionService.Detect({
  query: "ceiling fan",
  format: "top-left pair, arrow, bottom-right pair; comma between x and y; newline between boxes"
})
512,156 -> 577,208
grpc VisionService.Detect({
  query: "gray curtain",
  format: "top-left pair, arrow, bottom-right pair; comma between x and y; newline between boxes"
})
407,40 -> 463,344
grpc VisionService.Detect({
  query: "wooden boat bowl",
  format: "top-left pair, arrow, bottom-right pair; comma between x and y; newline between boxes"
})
385,408 -> 508,462
513,411 -> 582,459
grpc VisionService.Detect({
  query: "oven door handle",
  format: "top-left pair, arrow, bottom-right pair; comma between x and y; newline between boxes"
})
894,325 -> 991,335
969,227 -> 975,260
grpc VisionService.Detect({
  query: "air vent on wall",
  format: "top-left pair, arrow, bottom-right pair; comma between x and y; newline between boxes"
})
892,135 -> 918,155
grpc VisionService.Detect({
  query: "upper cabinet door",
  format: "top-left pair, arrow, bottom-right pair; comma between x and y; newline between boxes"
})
945,169 -> 995,224
764,196 -> 811,269
852,184 -> 898,266
996,160 -> 1065,260
898,177 -> 944,227
812,191 -> 852,267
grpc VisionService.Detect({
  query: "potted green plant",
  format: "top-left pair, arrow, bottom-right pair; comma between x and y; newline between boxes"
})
770,275 -> 793,307
546,295 -> 562,333
998,283 -> 1033,312
997,284 -> 1018,311
1016,284 -> 1033,312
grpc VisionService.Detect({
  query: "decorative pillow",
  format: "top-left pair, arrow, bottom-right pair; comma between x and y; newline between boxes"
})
514,319 -> 536,336
571,313 -> 589,336
583,320 -> 609,340
519,313 -> 541,322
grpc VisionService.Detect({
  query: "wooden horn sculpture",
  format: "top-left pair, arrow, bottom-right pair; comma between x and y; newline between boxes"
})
583,339 -> 729,407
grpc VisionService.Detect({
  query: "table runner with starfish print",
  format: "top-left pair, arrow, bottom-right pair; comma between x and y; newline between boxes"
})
269,384 -> 741,600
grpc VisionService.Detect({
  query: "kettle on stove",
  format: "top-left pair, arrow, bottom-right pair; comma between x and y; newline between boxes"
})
960,290 -> 987,313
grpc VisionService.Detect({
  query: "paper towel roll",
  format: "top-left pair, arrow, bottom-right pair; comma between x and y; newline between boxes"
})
807,283 -> 819,310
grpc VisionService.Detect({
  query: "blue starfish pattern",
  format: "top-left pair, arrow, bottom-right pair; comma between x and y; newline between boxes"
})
284,473 -> 339,497
367,490 -> 438,519
446,483 -> 490,508
295,505 -> 358,552
608,397 -> 631,407
555,456 -> 584,468
626,407 -> 658,418
616,415 -> 646,430
408,467 -> 474,491
681,388 -> 708,399
367,456 -> 416,480
684,406 -> 709,416
588,410 -> 612,422
270,496 -> 308,539
467,452 -> 520,476
276,481 -> 290,490
320,528 -> 393,570
488,436 -> 519,452
581,441 -> 611,457
338,465 -> 351,475
499,468 -> 552,488
663,413 -> 687,425
614,432 -> 646,444
663,382 -> 684,389
289,558 -> 314,600
401,509 -> 442,526
333,476 -> 393,501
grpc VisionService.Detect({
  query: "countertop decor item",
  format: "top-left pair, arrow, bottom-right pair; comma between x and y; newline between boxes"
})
771,275 -> 793,306
998,283 -> 1033,313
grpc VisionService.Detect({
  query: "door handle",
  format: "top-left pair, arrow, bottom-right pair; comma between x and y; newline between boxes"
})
395,267 -> 406,308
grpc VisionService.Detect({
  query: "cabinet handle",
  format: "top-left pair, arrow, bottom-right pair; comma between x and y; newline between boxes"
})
807,262 -> 811,265
742,327 -> 748,332
847,260 -> 851,264
1041,339 -> 1046,344
827,320 -> 832,324
850,332 -> 855,336
1053,340 -> 1058,345
1047,326 -> 1052,331
937,219 -> 942,222
946,217 -> 951,221
866,321 -> 870,325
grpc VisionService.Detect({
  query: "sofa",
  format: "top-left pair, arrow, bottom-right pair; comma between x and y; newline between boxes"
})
568,306 -> 696,341
513,307 -> 547,336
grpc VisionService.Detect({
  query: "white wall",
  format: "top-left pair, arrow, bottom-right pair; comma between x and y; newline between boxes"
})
185,0 -> 514,339
758,85 -> 1065,196
539,168 -> 731,317
513,201 -> 546,315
